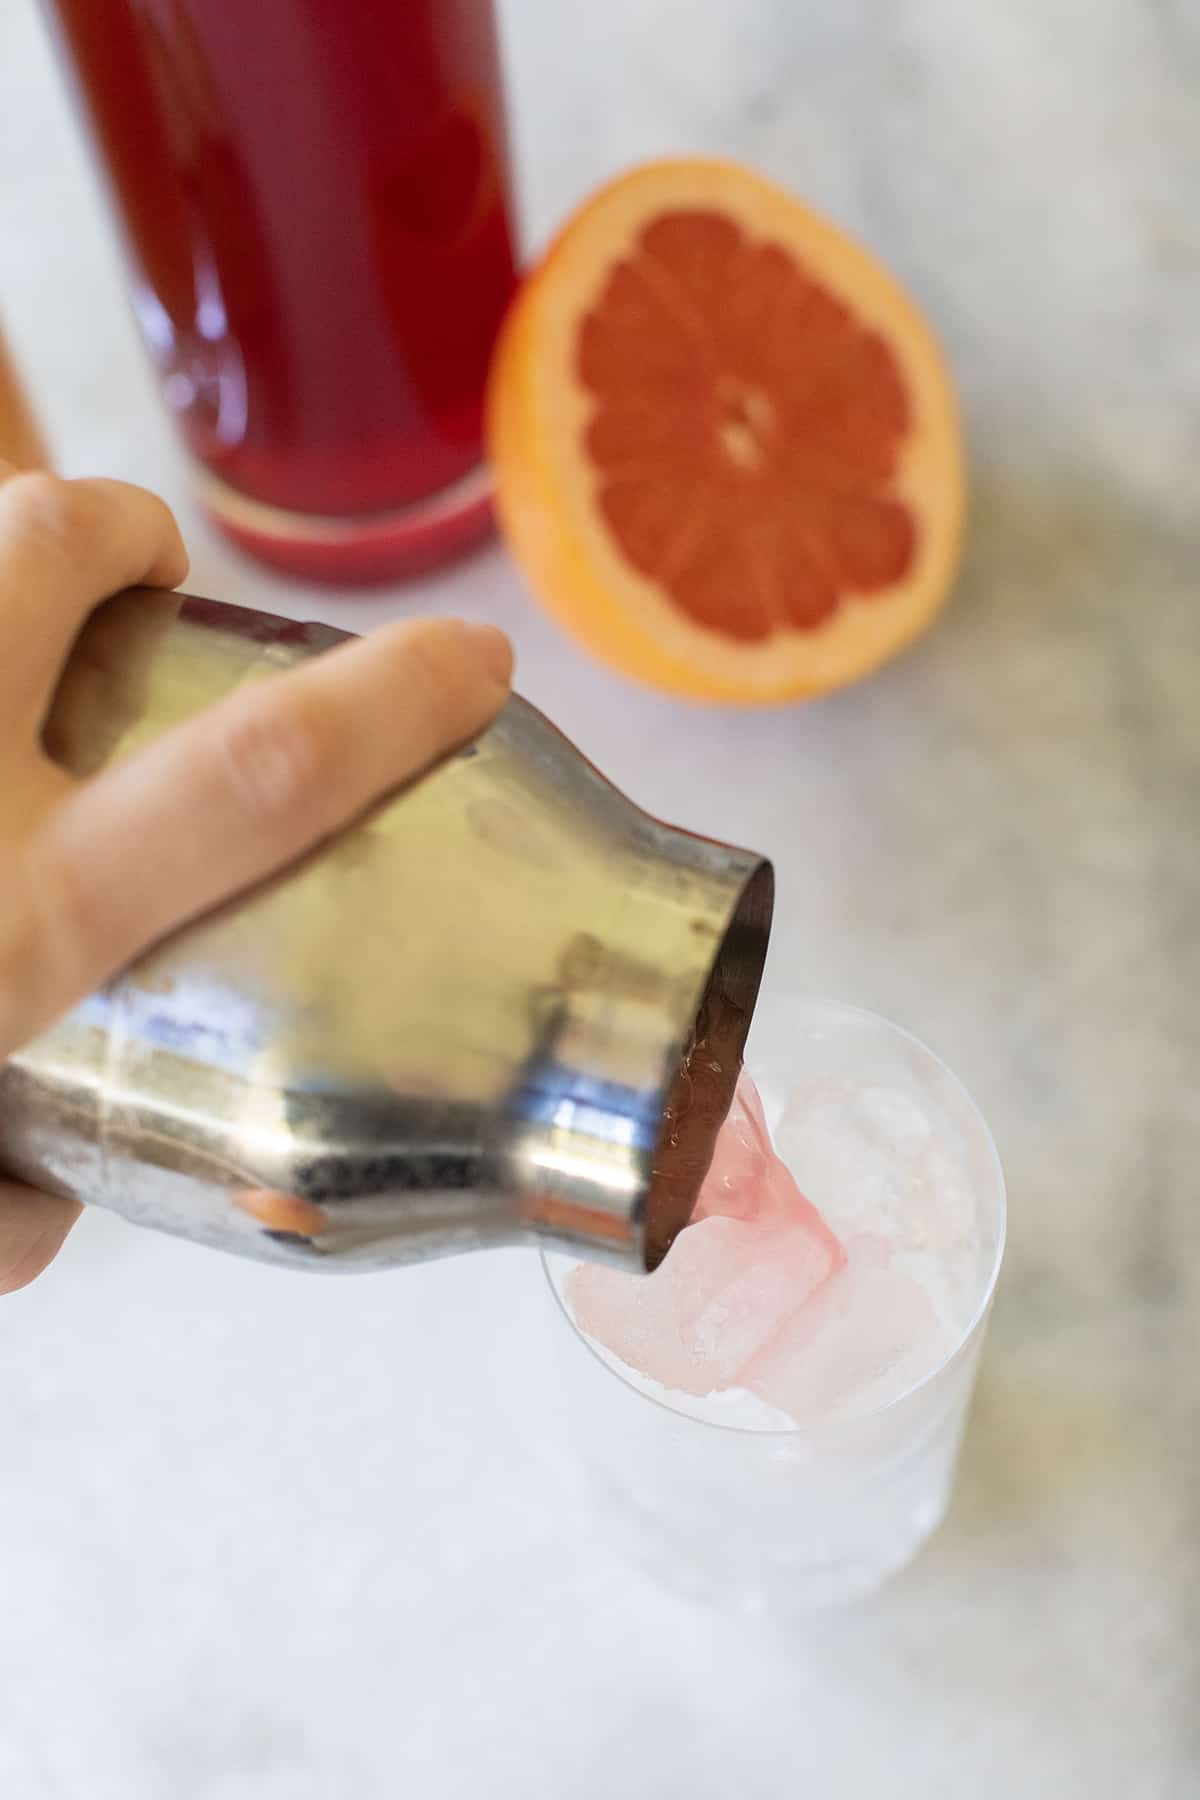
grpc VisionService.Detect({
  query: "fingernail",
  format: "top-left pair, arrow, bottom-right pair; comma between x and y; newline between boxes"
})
464,622 -> 513,686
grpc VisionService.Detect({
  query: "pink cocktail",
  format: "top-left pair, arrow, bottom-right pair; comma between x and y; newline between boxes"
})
547,998 -> 1006,1612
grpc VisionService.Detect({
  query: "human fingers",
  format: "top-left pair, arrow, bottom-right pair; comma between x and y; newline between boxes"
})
18,616 -> 512,1040
0,1180 -> 82,1298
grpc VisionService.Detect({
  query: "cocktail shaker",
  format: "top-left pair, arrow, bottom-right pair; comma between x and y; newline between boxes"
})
0,594 -> 772,1274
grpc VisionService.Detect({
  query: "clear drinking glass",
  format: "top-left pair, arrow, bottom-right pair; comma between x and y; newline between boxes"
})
542,996 -> 1005,1615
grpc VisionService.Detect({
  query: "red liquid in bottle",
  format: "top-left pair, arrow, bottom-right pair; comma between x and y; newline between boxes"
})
48,0 -> 518,581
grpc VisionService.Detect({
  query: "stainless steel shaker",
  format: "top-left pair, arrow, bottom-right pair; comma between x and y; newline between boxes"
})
0,593 -> 773,1274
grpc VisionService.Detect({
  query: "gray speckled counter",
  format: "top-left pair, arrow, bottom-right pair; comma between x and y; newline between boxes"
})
1,1 -> 1197,1793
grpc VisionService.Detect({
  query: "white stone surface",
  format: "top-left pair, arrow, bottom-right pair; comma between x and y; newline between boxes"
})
1,0 -> 1198,1794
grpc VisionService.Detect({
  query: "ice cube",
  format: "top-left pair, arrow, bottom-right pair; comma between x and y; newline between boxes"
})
744,1238 -> 949,1419
569,1072 -> 845,1397
775,1078 -> 972,1254
570,1212 -> 842,1396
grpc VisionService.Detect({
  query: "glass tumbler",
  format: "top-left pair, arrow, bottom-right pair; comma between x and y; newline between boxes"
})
543,995 -> 1005,1615
46,0 -> 518,582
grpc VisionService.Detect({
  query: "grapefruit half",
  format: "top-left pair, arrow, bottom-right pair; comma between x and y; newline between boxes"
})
487,158 -> 966,703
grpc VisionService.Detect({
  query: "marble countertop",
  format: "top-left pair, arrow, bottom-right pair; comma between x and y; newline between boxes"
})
1,1 -> 1197,1794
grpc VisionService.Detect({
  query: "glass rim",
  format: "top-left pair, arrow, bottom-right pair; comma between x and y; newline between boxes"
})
540,996 -> 1006,1438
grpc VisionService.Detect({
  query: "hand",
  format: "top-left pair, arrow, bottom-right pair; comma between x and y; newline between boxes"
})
0,463 -> 512,1295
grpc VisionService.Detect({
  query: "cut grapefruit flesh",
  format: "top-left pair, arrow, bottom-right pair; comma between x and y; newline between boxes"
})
487,159 -> 966,702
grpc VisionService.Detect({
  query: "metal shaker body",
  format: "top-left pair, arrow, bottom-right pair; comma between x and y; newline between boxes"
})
0,594 -> 773,1274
